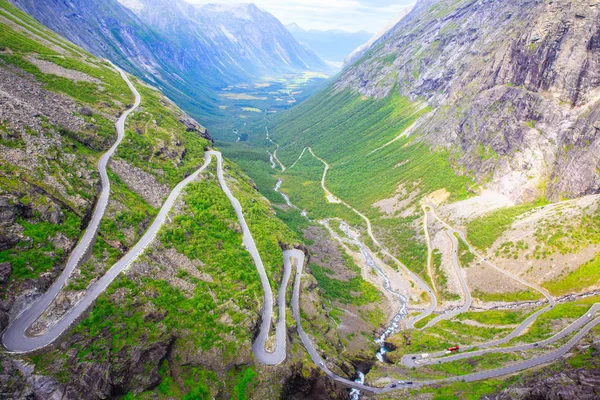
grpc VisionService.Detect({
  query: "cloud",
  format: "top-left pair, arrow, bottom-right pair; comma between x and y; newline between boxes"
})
186,0 -> 414,33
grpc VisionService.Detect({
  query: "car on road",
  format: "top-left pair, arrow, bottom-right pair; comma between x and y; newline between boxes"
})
588,313 -> 592,318
411,356 -> 417,360
319,361 -> 324,367
533,343 -> 539,347
448,346 -> 460,352
397,380 -> 405,384
390,384 -> 397,388
406,381 -> 413,385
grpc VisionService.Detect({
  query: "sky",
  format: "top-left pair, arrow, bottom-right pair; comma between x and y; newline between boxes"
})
186,0 -> 415,33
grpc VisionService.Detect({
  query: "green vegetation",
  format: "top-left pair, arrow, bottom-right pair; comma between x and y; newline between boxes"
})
532,203 -> 600,259
101,169 -> 158,246
472,289 -> 541,303
66,239 -> 121,291
432,249 -> 461,301
567,338 -> 599,369
414,313 -> 437,329
455,233 -> 475,266
0,211 -> 80,280
64,167 -> 297,396
231,367 -> 257,400
544,255 -> 600,295
228,181 -> 299,284
276,150 -> 364,225
270,89 -> 472,210
496,239 -> 529,259
0,54 -> 130,107
310,252 -> 381,306
466,203 -> 542,250
385,318 -> 512,363
375,216 -> 429,280
507,295 -> 600,344
117,82 -> 211,187
216,141 -> 281,204
274,206 -> 312,239
455,309 -> 530,326
477,144 -> 498,161
427,352 -> 521,377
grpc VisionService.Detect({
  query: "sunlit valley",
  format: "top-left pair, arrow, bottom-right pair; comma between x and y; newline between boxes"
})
0,0 -> 599,399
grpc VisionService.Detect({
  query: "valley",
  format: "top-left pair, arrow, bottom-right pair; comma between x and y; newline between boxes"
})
1,0 -> 600,399
240,121 -> 600,397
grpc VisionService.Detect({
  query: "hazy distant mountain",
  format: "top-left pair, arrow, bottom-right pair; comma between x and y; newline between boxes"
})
129,1 -> 330,76
8,0 -> 329,125
286,23 -> 372,63
344,5 -> 413,66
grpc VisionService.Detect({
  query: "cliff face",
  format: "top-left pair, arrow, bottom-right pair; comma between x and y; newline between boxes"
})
337,0 -> 600,202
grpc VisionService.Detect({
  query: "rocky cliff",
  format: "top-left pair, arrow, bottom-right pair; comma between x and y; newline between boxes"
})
337,0 -> 600,202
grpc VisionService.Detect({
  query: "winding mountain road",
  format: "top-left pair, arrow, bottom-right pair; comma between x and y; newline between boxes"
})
1,69 -> 230,353
207,150 -> 289,364
305,148 -> 438,329
4,67 -> 598,395
267,144 -> 599,393
2,66 -> 142,352
415,205 -> 473,330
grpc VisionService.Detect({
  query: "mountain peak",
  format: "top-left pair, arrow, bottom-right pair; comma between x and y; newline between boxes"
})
286,22 -> 305,33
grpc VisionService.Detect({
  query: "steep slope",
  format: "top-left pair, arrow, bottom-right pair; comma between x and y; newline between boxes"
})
261,0 -> 600,306
271,0 -> 600,205
253,1 -> 600,396
337,0 -> 600,202
195,3 -> 329,74
8,0 -> 329,127
286,23 -> 373,63
0,1 -> 347,398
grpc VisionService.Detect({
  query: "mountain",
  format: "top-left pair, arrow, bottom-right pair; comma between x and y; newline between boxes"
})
344,5 -> 413,66
4,0 -> 600,398
246,0 -> 600,397
285,23 -> 372,63
275,0 -> 600,203
7,0 -> 329,126
127,1 -> 329,76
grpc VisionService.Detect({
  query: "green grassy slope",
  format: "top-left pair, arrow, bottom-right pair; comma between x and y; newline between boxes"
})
0,2 -> 332,397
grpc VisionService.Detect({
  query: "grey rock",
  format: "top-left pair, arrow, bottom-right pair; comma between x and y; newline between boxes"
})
0,262 -> 11,284
336,0 -> 600,202
0,358 -> 65,400
0,197 -> 23,252
0,197 -> 16,227
489,362 -> 600,399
